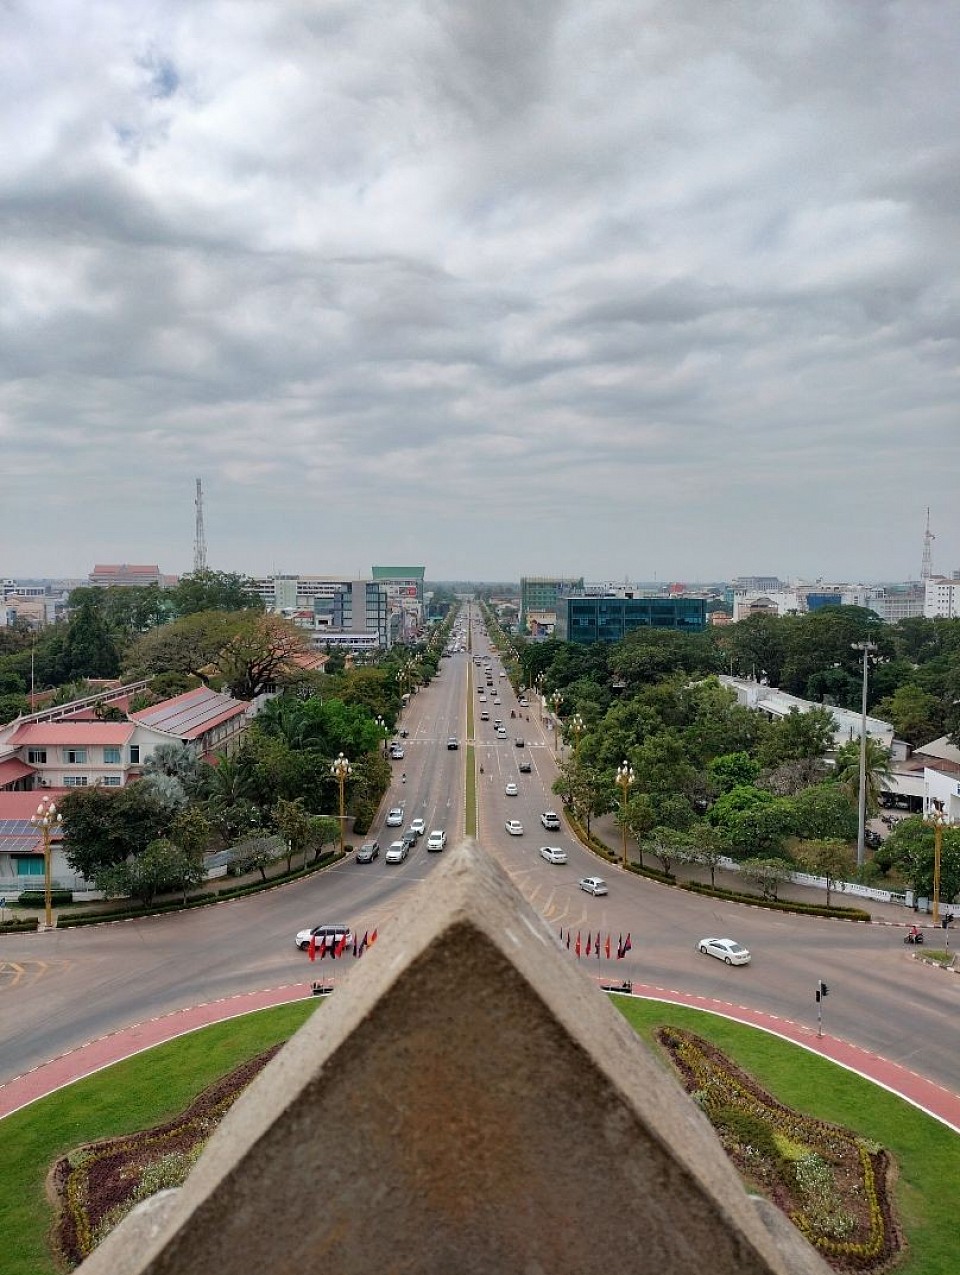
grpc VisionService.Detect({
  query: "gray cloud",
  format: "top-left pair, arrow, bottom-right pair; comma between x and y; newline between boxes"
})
1,0 -> 958,583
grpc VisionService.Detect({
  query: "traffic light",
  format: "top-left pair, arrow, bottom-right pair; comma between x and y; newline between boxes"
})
816,981 -> 829,1002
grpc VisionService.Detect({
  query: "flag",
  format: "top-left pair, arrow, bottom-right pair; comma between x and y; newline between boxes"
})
566,931 -> 570,949
308,933 -> 317,962
559,926 -> 564,943
317,936 -> 328,960
359,929 -> 369,955
352,936 -> 358,958
586,933 -> 592,957
370,928 -> 379,945
616,934 -> 624,960
623,933 -> 632,955
605,934 -> 611,960
575,931 -> 581,958
596,931 -> 601,958
335,934 -> 349,959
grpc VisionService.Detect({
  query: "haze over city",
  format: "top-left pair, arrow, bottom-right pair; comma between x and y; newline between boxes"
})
3,2 -> 958,581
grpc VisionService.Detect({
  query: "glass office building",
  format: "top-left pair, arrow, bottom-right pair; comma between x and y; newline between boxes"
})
555,595 -> 706,643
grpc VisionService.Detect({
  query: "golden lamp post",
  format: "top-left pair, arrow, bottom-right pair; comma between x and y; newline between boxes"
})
330,752 -> 353,854
30,797 -> 62,931
615,760 -> 636,868
569,712 -> 585,760
924,798 -> 948,926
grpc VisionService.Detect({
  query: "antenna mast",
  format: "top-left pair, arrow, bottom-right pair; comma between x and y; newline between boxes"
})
194,477 -> 208,574
920,507 -> 934,581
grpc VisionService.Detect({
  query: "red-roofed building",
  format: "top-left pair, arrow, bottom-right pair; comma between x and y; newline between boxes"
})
0,788 -> 76,895
129,687 -> 250,759
88,564 -> 169,588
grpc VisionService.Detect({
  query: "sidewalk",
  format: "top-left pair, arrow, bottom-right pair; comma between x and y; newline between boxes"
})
1,979 -> 957,1134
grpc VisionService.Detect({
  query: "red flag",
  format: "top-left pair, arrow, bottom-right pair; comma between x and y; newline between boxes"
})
616,934 -> 624,960
575,931 -> 581,958
586,932 -> 592,956
605,934 -> 611,959
623,933 -> 632,955
317,936 -> 328,960
308,933 -> 317,962
335,934 -> 349,959
370,928 -> 379,945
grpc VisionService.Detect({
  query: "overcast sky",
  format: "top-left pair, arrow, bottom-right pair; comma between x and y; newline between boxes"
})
2,1 -> 958,585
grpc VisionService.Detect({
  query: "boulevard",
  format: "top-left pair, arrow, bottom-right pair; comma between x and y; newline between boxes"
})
0,608 -> 957,1099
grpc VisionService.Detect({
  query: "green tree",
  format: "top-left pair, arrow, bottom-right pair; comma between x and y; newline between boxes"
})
232,834 -> 282,882
789,784 -> 859,843
830,737 -> 892,816
739,856 -> 793,900
60,785 -> 176,880
58,599 -> 120,681
708,751 -> 761,795
97,837 -> 205,906
723,613 -> 786,685
681,823 -> 729,889
797,839 -> 854,907
883,818 -> 960,903
172,571 -> 264,615
272,797 -> 314,871
642,826 -> 687,877
758,707 -> 836,769
874,684 -> 942,747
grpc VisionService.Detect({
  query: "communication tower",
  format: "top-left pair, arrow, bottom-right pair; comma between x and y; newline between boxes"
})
194,477 -> 208,574
920,507 -> 934,581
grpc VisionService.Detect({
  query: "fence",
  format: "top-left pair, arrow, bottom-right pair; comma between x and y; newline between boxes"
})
715,856 -> 910,907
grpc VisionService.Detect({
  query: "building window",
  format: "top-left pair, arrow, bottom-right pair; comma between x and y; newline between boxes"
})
65,748 -> 87,765
103,747 -> 121,764
63,775 -> 89,787
14,857 -> 44,877
27,749 -> 47,765
129,745 -> 141,764
101,775 -> 122,787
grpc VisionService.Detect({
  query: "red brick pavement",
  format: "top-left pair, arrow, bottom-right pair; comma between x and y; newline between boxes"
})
1,978 -> 957,1134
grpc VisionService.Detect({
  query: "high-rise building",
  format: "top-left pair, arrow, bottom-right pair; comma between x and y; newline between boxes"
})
520,576 -> 584,635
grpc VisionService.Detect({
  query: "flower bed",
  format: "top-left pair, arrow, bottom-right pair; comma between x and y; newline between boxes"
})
656,1027 -> 902,1272
51,1046 -> 281,1268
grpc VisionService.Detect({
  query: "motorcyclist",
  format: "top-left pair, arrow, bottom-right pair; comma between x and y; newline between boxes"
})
401,772 -> 406,784
907,924 -> 921,943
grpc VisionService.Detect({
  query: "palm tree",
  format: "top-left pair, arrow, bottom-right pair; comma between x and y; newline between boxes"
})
832,737 -> 892,815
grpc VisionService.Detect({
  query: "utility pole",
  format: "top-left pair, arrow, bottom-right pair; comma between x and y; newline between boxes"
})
852,640 -> 877,868
194,477 -> 207,574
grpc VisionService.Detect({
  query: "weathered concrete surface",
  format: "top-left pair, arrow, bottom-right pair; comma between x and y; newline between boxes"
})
78,840 -> 830,1274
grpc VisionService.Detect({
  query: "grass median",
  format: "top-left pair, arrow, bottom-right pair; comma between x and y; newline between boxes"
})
0,999 -> 955,1275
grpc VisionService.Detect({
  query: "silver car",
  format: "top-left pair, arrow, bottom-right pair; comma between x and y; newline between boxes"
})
385,840 -> 409,864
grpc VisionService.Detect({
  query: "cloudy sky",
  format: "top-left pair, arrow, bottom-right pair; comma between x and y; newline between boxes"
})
2,1 -> 958,585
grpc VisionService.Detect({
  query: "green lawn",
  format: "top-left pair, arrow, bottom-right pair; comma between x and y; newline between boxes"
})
1,997 -> 955,1274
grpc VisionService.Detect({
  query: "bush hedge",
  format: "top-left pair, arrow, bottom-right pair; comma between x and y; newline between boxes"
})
16,889 -> 74,908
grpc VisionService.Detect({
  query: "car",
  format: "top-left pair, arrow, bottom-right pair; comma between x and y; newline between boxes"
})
480,710 -> 489,721
390,745 -> 405,759
355,840 -> 380,863
578,876 -> 608,896
540,811 -> 561,830
385,808 -> 404,827
493,697 -> 501,705
385,840 -> 408,864
698,937 -> 751,966
427,829 -> 446,852
401,831 -> 418,851
519,697 -> 529,707
515,737 -> 525,748
504,781 -> 519,796
295,923 -> 352,951
398,728 -> 409,737
496,727 -> 508,737
505,819 -> 524,836
493,719 -> 503,728
518,759 -> 532,773
478,694 -> 486,702
410,817 -> 426,836
539,846 -> 567,864
447,737 -> 459,750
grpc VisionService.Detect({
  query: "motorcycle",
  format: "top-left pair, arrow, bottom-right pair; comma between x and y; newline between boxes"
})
904,930 -> 924,945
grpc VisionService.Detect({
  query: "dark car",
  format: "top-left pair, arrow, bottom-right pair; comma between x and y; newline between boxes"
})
401,831 -> 418,852
518,759 -> 532,773
515,737 -> 525,748
355,841 -> 380,863
447,737 -> 460,750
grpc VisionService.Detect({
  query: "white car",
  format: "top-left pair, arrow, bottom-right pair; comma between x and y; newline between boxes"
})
427,829 -> 447,852
698,937 -> 751,966
539,846 -> 567,864
540,811 -> 561,830
505,819 -> 524,836
519,697 -> 529,707
504,781 -> 518,796
493,698 -> 501,705
410,817 -> 426,836
578,876 -> 608,896
385,808 -> 404,827
390,745 -> 405,759
385,840 -> 408,864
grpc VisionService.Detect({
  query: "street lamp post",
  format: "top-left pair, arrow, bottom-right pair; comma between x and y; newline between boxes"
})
375,715 -> 388,756
550,691 -> 563,755
925,798 -> 948,926
330,752 -> 352,855
615,761 -> 635,868
569,712 -> 585,760
535,674 -> 545,723
30,797 -> 62,931
852,640 -> 878,868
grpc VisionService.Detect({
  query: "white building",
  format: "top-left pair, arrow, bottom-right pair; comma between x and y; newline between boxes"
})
718,676 -> 895,750
924,577 -> 960,619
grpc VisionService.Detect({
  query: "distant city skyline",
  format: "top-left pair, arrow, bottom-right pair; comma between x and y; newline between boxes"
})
3,3 -> 958,581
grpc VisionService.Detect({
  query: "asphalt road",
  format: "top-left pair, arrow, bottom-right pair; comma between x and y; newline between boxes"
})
1,605 -> 958,1097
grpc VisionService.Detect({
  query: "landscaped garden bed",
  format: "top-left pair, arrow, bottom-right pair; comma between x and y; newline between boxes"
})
656,1026 -> 903,1272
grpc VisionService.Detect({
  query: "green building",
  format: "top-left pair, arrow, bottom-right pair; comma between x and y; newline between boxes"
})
520,576 -> 584,634
555,595 -> 706,643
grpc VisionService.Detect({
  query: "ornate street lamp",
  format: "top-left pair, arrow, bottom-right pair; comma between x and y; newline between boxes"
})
375,715 -> 388,756
330,752 -> 353,854
550,691 -> 563,755
852,640 -> 878,867
924,798 -> 948,926
615,760 -> 636,868
569,712 -> 585,760
30,797 -> 62,931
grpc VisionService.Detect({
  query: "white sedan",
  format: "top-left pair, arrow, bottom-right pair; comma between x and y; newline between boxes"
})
505,819 -> 524,836
410,817 -> 426,836
698,937 -> 751,966
539,846 -> 567,864
504,781 -> 519,796
578,876 -> 608,896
